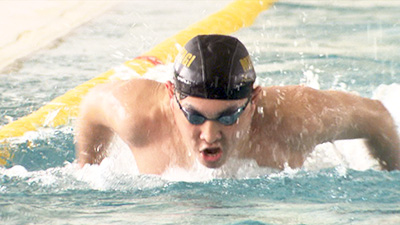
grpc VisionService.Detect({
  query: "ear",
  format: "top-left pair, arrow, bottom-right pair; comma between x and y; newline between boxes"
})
251,86 -> 262,104
165,81 -> 175,99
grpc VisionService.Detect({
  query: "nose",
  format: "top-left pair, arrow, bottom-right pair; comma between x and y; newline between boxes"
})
199,120 -> 222,144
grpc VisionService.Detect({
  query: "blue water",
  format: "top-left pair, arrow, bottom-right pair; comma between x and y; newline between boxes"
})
2,168 -> 400,224
1,1 -> 400,224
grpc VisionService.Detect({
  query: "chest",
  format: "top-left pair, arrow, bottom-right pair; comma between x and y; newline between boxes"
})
243,127 -> 312,169
119,121 -> 190,174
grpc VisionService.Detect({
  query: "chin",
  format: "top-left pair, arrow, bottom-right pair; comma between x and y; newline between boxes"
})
201,161 -> 224,169
198,154 -> 227,169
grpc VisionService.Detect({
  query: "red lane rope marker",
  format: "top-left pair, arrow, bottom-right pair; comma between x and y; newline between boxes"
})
134,56 -> 164,66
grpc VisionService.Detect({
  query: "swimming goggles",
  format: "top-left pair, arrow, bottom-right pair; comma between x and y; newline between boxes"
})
175,94 -> 251,126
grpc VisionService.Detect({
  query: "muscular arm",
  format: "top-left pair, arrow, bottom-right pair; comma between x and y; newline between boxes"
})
260,86 -> 400,170
76,120 -> 113,166
304,88 -> 400,170
355,100 -> 400,170
75,83 -> 120,167
75,79 -> 166,168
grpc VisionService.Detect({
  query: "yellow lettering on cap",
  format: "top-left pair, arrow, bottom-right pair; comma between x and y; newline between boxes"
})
186,54 -> 196,67
182,53 -> 190,65
240,55 -> 253,72
177,48 -> 196,68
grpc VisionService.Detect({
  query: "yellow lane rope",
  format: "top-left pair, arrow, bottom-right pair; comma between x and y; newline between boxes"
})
0,0 -> 277,165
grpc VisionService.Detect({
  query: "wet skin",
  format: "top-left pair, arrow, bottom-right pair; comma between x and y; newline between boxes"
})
76,78 -> 400,174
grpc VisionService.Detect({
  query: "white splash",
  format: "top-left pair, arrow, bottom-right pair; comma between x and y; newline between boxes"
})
304,140 -> 379,171
373,83 -> 400,134
302,65 -> 321,90
162,158 -> 279,182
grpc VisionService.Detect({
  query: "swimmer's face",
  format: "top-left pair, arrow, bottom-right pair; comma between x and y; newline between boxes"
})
172,94 -> 256,168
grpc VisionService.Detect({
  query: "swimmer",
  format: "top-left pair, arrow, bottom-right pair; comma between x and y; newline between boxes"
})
76,34 -> 400,174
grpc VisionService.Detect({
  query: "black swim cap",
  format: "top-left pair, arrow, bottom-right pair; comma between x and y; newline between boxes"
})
173,35 -> 256,100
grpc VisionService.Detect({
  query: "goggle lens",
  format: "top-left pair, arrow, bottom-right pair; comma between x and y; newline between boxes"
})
175,95 -> 250,126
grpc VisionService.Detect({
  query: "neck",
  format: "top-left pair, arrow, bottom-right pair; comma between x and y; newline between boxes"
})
166,102 -> 197,169
235,124 -> 254,159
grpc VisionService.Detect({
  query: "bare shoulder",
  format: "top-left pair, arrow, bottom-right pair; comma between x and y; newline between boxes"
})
253,85 -> 387,135
259,85 -> 337,102
85,78 -> 162,98
258,85 -> 383,110
256,85 -> 328,111
83,78 -> 164,106
80,78 -> 166,127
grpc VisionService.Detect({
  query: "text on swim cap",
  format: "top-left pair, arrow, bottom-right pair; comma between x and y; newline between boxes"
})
239,55 -> 253,72
176,48 -> 196,68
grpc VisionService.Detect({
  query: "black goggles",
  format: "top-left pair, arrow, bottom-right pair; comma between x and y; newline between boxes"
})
175,94 -> 251,126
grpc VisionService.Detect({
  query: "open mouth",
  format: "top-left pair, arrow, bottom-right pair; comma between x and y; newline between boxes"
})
200,147 -> 223,163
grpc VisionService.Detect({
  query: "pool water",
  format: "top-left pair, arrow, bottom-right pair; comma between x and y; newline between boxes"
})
1,1 -> 400,224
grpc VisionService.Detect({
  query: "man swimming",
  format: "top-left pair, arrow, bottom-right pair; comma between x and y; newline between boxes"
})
76,34 -> 400,174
